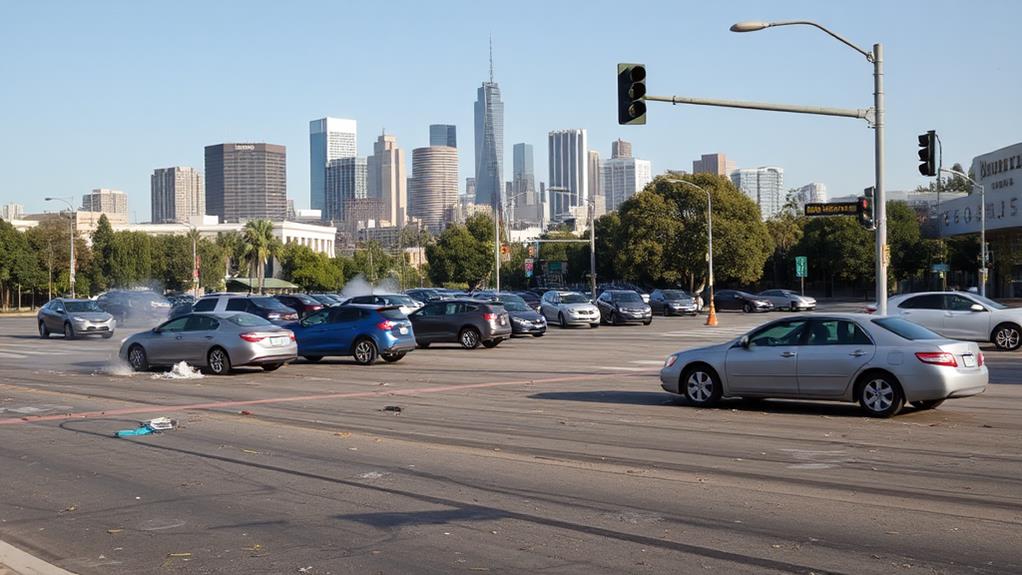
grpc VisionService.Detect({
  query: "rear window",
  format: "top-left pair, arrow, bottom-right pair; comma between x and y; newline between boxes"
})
386,295 -> 416,306
289,294 -> 318,305
252,297 -> 293,311
378,308 -> 407,320
872,317 -> 943,340
226,313 -> 273,327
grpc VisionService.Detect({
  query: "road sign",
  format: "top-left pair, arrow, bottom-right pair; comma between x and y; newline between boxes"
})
931,263 -> 949,273
805,202 -> 857,216
795,256 -> 808,278
524,259 -> 534,278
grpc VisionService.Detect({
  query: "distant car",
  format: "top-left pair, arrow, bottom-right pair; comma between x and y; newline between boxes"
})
96,290 -> 172,324
405,288 -> 444,303
38,298 -> 115,339
540,291 -> 600,328
513,291 -> 542,311
408,299 -> 512,349
308,293 -> 345,307
474,292 -> 546,337
192,293 -> 299,325
345,293 -> 422,315
659,313 -> 987,417
167,294 -> 196,307
885,291 -> 1022,351
596,290 -> 652,325
649,289 -> 699,316
286,305 -> 416,365
713,289 -> 774,313
120,312 -> 297,375
597,283 -> 650,304
758,289 -> 817,311
273,293 -> 324,318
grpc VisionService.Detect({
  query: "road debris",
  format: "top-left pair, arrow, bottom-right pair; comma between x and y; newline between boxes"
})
383,405 -> 403,413
240,410 -> 254,415
115,417 -> 178,438
167,552 -> 192,558
106,529 -> 123,534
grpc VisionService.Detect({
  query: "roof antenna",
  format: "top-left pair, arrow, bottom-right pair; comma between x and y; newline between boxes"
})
489,35 -> 494,82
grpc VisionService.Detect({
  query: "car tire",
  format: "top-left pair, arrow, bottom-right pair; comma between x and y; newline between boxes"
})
742,303 -> 753,313
262,363 -> 284,372
609,312 -> 619,325
532,332 -> 545,337
857,373 -> 904,418
382,352 -> 406,363
102,332 -> 114,339
39,322 -> 50,339
459,328 -> 481,349
416,341 -> 431,349
207,347 -> 232,376
303,355 -> 323,362
992,323 -> 1021,351
911,399 -> 945,410
589,323 -> 600,329
558,313 -> 568,329
352,338 -> 379,365
790,301 -> 799,311
482,339 -> 500,349
643,319 -> 652,326
682,364 -> 722,407
127,344 -> 149,372
63,323 -> 76,340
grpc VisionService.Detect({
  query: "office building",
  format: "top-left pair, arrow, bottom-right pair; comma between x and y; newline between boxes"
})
611,139 -> 632,159
511,143 -> 541,224
474,43 -> 504,208
81,188 -> 128,216
588,150 -> 602,205
205,143 -> 287,222
409,146 -> 459,232
794,182 -> 828,210
602,157 -> 653,211
366,134 -> 408,228
1,202 -> 24,221
325,157 -> 368,223
309,117 -> 357,212
151,167 -> 204,224
429,124 -> 457,148
548,129 -> 588,221
693,153 -> 737,177
731,166 -> 785,221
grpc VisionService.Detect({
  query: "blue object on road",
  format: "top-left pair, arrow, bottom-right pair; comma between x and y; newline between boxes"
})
115,425 -> 154,438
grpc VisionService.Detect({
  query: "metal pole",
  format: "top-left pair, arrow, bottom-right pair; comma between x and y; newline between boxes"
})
68,212 -> 75,298
192,228 -> 198,298
980,184 -> 987,297
494,202 -> 501,292
589,198 -> 596,302
935,134 -> 945,290
873,43 -> 887,315
706,190 -> 716,325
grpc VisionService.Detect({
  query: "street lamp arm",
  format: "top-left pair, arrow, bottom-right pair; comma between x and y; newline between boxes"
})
940,167 -> 979,188
733,20 -> 873,61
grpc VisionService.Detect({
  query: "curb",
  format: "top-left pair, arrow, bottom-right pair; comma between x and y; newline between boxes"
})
0,541 -> 77,575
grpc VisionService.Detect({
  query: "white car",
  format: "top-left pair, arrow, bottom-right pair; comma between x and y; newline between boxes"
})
757,289 -> 816,311
344,293 -> 423,316
885,291 -> 1021,351
539,291 -> 600,328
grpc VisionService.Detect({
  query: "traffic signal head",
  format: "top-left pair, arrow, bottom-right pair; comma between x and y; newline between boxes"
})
917,130 -> 936,176
857,196 -> 875,229
617,63 -> 646,125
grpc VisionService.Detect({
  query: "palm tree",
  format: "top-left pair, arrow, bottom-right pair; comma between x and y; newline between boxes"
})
242,220 -> 280,293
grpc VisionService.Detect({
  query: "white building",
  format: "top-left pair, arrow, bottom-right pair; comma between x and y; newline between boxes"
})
1,202 -> 24,221
151,167 -> 204,224
548,129 -> 588,222
82,189 -> 128,216
793,182 -> 827,210
602,157 -> 653,211
730,167 -> 784,220
117,219 -> 337,258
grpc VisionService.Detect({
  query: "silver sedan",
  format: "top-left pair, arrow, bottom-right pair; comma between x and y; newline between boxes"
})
659,313 -> 987,417
119,312 -> 297,375
757,289 -> 816,311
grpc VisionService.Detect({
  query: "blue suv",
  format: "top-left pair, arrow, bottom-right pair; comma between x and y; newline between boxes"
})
286,305 -> 416,365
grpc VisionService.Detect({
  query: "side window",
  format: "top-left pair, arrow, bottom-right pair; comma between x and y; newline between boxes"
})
185,316 -> 220,331
330,308 -> 361,323
302,309 -> 329,326
901,294 -> 942,309
349,296 -> 369,304
193,298 -> 218,312
947,295 -> 977,311
444,303 -> 462,315
226,298 -> 248,312
54,302 -> 65,313
806,320 -> 873,345
463,303 -> 479,313
418,303 -> 442,316
158,317 -> 189,333
749,320 -> 807,347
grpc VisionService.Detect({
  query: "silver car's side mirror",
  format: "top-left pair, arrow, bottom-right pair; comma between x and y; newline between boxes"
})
970,303 -> 985,312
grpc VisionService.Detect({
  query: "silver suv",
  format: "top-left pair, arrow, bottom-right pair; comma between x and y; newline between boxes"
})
192,293 -> 299,325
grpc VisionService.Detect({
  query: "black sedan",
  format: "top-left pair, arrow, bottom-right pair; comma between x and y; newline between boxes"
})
596,290 -> 652,325
713,289 -> 774,313
474,292 -> 546,336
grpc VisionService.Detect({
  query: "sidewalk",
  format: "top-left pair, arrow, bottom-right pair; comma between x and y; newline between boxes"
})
0,541 -> 77,575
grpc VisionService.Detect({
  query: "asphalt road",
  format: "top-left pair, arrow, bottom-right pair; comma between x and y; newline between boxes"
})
0,308 -> 1020,575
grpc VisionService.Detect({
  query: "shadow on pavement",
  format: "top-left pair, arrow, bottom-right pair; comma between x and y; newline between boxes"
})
528,391 -> 680,406
337,506 -> 509,528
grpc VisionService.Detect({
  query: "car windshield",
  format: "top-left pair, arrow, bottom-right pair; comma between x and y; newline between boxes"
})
226,313 -> 273,327
615,292 -> 643,303
497,295 -> 530,311
561,293 -> 588,304
969,294 -> 1007,310
872,317 -> 943,340
662,290 -> 688,300
252,297 -> 294,311
65,301 -> 103,313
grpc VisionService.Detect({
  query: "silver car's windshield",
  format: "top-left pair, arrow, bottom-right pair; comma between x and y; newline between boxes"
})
64,301 -> 103,313
560,294 -> 588,304
970,294 -> 1007,310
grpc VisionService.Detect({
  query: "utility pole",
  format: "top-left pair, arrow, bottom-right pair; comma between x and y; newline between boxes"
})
589,197 -> 597,302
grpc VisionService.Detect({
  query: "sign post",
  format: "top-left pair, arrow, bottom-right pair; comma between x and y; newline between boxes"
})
795,256 -> 808,296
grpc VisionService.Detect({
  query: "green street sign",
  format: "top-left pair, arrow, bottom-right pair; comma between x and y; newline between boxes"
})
795,256 -> 808,278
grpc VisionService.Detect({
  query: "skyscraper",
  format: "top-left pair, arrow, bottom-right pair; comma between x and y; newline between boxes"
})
1,203 -> 23,221
511,143 -> 540,223
693,153 -> 736,177
611,139 -> 632,159
794,182 -> 827,210
309,117 -> 357,212
151,167 -> 204,224
205,143 -> 287,222
325,157 -> 368,223
409,146 -> 458,233
602,157 -> 653,211
474,41 -> 503,208
367,134 -> 408,228
587,150 -> 602,204
548,129 -> 588,221
429,124 -> 457,148
82,189 -> 129,216
731,166 -> 785,220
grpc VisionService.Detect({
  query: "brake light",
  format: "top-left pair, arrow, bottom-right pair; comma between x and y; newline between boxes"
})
267,312 -> 281,320
978,352 -> 984,366
283,313 -> 298,320
288,331 -> 296,342
240,332 -> 266,342
915,352 -> 958,367
377,320 -> 395,331
483,313 -> 497,321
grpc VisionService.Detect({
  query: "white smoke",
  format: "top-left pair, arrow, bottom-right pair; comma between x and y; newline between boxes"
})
340,274 -> 403,298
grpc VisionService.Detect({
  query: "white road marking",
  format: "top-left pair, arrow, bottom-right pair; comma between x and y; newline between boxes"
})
630,360 -> 666,365
596,366 -> 648,372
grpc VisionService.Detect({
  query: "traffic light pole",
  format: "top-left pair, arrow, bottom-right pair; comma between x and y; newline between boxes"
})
941,168 -> 987,297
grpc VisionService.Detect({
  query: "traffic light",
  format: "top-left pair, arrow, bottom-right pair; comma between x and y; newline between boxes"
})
500,244 -> 509,255
917,130 -> 937,176
617,63 -> 646,125
527,244 -> 536,258
857,196 -> 874,229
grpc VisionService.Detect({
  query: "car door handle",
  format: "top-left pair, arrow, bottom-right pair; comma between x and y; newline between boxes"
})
204,336 -> 214,340
175,335 -> 184,340
849,350 -> 866,357
780,351 -> 797,358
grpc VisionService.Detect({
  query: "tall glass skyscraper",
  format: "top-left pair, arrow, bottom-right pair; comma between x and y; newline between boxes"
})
309,117 -> 356,213
429,124 -> 457,148
731,166 -> 785,221
474,46 -> 503,209
511,143 -> 541,224
548,129 -> 588,221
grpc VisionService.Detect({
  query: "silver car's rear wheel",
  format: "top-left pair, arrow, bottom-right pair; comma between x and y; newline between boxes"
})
682,365 -> 722,407
207,347 -> 232,375
858,374 -> 904,418
992,323 -> 1021,351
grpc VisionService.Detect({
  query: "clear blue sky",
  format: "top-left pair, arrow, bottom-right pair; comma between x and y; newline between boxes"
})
2,0 -> 1019,220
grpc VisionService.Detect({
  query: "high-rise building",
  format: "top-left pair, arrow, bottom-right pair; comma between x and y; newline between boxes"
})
82,189 -> 129,216
409,146 -> 459,232
795,182 -> 827,210
367,134 -> 408,228
548,129 -> 588,221
731,166 -> 785,221
588,150 -> 602,204
466,177 -> 476,200
474,42 -> 504,208
205,143 -> 287,222
693,153 -> 737,177
1,202 -> 24,221
511,143 -> 541,224
429,124 -> 457,148
325,157 -> 368,223
309,117 -> 357,212
611,139 -> 632,159
602,157 -> 653,211
151,167 -> 204,224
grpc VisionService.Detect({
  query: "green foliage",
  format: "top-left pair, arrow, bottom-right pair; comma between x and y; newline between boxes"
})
280,243 -> 343,291
350,241 -> 395,283
427,213 -> 494,289
242,220 -> 281,293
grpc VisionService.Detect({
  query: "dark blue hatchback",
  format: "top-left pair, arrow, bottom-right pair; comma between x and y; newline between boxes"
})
286,305 -> 416,365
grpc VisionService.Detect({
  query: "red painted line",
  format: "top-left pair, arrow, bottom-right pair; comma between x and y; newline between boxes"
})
0,369 -> 658,427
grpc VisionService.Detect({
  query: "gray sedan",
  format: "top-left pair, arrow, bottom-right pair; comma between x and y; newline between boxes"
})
38,298 -> 115,339
757,289 -> 817,311
119,312 -> 297,375
659,313 -> 987,417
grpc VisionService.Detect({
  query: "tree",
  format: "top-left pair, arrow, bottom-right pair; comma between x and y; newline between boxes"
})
280,243 -> 343,291
350,241 -> 394,283
242,220 -> 280,293
216,230 -> 247,278
426,213 -> 493,289
797,216 -> 873,296
764,199 -> 806,287
89,214 -> 114,292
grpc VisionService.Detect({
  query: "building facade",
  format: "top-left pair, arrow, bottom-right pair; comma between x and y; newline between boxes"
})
511,143 -> 541,224
693,153 -> 736,177
548,129 -> 589,222
205,143 -> 287,223
794,182 -> 828,210
730,166 -> 784,221
325,157 -> 368,223
409,146 -> 459,233
602,157 -> 653,211
611,139 -> 632,159
588,150 -> 602,207
474,76 -> 504,208
81,189 -> 128,216
309,117 -> 357,212
1,202 -> 24,221
151,167 -> 204,224
366,134 -> 408,228
429,124 -> 457,148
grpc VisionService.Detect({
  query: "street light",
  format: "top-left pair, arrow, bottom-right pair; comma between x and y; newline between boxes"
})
44,196 -> 76,298
664,179 -> 717,326
731,20 -> 888,315
940,168 -> 987,296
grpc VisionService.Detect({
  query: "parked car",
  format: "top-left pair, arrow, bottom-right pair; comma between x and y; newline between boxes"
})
659,314 -> 987,417
286,305 -> 416,365
597,283 -> 650,304
345,293 -> 422,315
38,298 -> 115,339
405,288 -> 444,304
513,291 -> 542,311
649,289 -> 699,316
96,290 -> 172,324
273,293 -> 325,318
192,293 -> 299,325
120,312 -> 297,375
308,293 -> 345,307
540,291 -> 601,328
883,291 -> 1022,351
408,299 -> 511,349
474,292 -> 546,336
167,294 -> 196,307
596,290 -> 653,325
757,289 -> 817,311
713,290 -> 774,313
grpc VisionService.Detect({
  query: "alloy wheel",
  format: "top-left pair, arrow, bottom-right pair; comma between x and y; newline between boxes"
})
862,379 -> 894,412
208,348 -> 229,375
354,339 -> 377,365
994,325 -> 1021,350
686,371 -> 714,403
460,328 -> 480,349
128,345 -> 147,371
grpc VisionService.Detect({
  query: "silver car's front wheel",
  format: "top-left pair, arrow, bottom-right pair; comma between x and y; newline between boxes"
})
683,365 -> 721,407
127,345 -> 148,372
858,374 -> 904,418
992,323 -> 1021,351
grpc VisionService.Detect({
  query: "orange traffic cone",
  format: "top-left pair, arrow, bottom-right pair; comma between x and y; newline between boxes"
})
705,302 -> 718,326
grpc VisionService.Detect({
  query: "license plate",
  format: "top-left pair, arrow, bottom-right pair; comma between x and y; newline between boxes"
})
962,354 -> 977,367
270,336 -> 289,346
399,326 -> 409,335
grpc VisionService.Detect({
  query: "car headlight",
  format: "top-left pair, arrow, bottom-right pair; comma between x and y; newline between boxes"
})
664,355 -> 678,368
